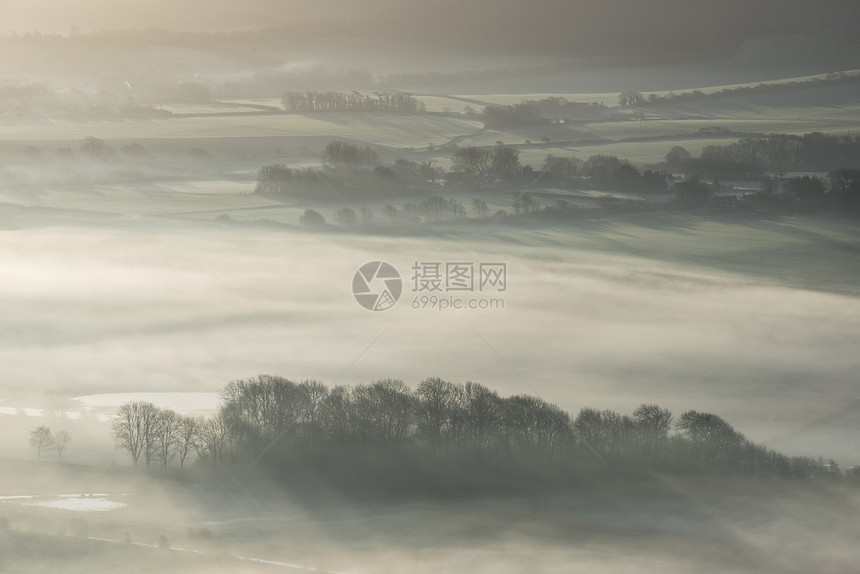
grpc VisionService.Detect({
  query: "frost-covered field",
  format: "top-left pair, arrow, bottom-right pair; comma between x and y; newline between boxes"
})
0,113 -> 482,150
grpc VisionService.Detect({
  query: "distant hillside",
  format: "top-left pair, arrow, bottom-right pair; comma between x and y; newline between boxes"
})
5,0 -> 858,64
363,0 -> 860,63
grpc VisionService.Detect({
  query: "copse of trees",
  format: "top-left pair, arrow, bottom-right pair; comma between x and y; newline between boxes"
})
449,144 -> 521,184
253,135 -> 859,214
80,136 -> 113,158
29,426 -> 71,462
281,91 -> 425,114
109,376 -> 845,492
365,197 -> 468,224
542,154 -> 583,179
451,146 -> 490,180
256,140 -> 438,201
664,133 -> 860,177
524,97 -> 606,120
481,98 -> 606,127
324,140 -> 378,166
255,162 -> 402,203
111,401 -> 204,469
29,426 -> 54,461
299,209 -> 326,227
577,154 -> 667,191
618,91 -> 645,107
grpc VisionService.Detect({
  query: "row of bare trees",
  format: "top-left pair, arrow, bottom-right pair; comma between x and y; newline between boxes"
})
450,143 -> 521,182
214,376 -> 576,467
667,134 -> 860,177
29,426 -> 71,462
107,377 -> 841,485
110,402 -> 230,469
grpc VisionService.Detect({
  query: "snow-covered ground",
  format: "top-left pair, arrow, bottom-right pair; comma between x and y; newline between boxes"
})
2,493 -> 126,512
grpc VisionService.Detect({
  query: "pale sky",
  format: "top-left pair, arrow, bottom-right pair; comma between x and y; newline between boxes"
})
0,0 -> 345,33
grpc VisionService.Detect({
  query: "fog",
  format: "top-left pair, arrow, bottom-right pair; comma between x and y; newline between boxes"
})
3,1 -> 860,572
2,215 -> 859,459
3,459 -> 860,573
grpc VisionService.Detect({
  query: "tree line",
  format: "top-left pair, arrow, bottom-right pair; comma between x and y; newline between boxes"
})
110,376 -> 849,492
29,425 -> 71,462
111,401 -> 222,469
621,71 -> 860,107
448,143 -> 522,182
281,91 -> 425,114
255,140 -> 523,200
255,137 -> 860,215
669,134 -> 860,177
523,97 -> 607,121
481,98 -> 607,128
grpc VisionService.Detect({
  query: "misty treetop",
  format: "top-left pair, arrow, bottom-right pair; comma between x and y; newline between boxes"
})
110,375 -> 844,492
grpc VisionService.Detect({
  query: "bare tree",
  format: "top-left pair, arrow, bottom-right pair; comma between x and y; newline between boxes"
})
455,382 -> 502,452
633,404 -> 672,465
176,416 -> 200,471
542,154 -> 582,178
296,379 -> 329,451
154,409 -> 181,470
512,192 -> 538,214
420,196 -> 450,222
321,385 -> 352,445
324,140 -> 378,166
676,410 -> 745,472
112,401 -> 160,467
351,380 -> 415,447
491,144 -> 521,180
470,199 -> 489,218
220,375 -> 303,457
29,426 -> 54,461
451,147 -> 491,179
416,377 -> 458,453
54,430 -> 71,463
196,413 -> 231,464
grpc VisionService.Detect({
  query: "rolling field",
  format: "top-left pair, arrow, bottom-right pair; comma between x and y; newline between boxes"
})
4,67 -> 859,175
